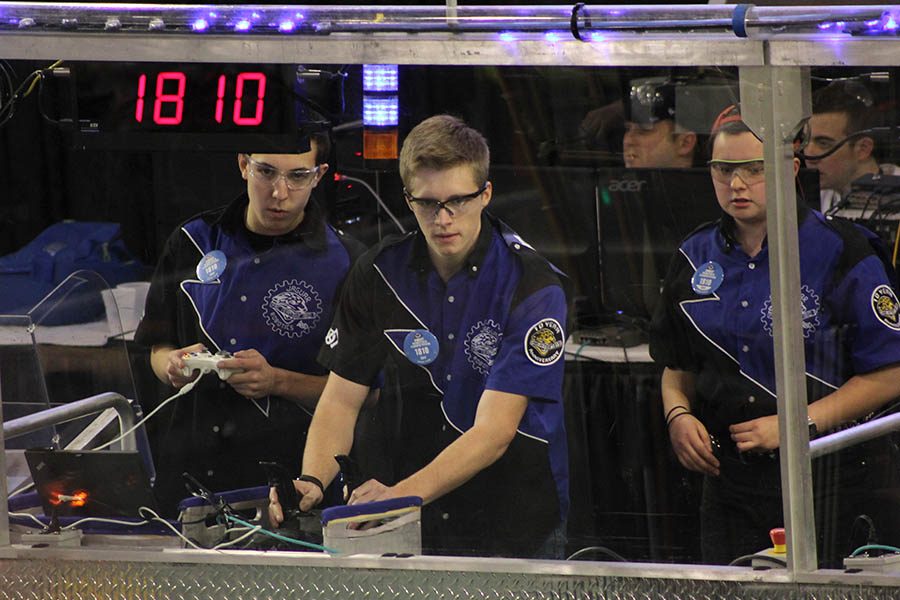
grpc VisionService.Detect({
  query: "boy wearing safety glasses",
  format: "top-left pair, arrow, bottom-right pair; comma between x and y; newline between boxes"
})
270,115 -> 570,558
135,130 -> 363,514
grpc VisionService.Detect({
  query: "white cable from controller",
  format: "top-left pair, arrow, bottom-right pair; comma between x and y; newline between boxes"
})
93,371 -> 207,452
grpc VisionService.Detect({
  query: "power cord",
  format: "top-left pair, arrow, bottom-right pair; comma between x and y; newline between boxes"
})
336,173 -> 407,234
11,504 -> 313,554
213,525 -> 262,550
0,59 -> 63,128
728,553 -> 787,568
10,509 -> 184,544
7,482 -> 34,499
563,349 -> 607,363
574,340 -> 587,359
225,514 -> 338,553
92,374 -> 203,451
566,545 -> 627,562
847,513 -> 879,554
63,516 -> 151,530
138,506 -> 204,549
8,511 -> 49,529
850,544 -> 900,557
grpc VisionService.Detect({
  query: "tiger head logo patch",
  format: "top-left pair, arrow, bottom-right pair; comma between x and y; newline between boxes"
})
871,284 -> 900,330
525,318 -> 564,366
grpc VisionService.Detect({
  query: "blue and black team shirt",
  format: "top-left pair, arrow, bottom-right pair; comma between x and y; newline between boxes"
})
318,212 -> 569,557
650,208 -> 900,437
135,193 -> 362,514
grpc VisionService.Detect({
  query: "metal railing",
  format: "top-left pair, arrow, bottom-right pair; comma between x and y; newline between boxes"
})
0,4 -> 894,38
3,392 -> 136,452
810,412 -> 900,460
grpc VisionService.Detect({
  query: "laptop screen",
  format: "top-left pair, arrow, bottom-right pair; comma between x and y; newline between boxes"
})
25,448 -> 158,518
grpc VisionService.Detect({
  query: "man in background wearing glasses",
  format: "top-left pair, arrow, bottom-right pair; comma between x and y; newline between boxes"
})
135,129 -> 364,515
269,115 -> 570,558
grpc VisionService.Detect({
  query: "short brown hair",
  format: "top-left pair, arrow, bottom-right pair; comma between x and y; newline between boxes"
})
308,129 -> 331,164
399,115 -> 490,189
812,81 -> 876,138
251,128 -> 331,163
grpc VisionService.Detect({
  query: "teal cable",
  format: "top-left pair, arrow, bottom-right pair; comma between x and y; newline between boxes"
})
850,544 -> 900,557
224,514 -> 339,554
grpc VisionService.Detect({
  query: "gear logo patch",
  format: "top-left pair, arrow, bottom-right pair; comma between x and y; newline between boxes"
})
760,284 -> 821,339
871,284 -> 900,330
465,319 -> 503,375
263,279 -> 322,339
525,318 -> 564,366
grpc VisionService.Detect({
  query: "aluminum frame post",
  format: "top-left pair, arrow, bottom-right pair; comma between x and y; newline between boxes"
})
739,64 -> 816,573
0,367 -> 9,547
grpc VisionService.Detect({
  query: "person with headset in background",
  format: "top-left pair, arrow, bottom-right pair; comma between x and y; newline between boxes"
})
805,79 -> 900,215
268,114 -> 570,558
135,127 -> 366,515
650,105 -> 900,567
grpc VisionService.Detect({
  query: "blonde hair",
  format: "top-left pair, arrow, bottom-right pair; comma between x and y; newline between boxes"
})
399,115 -> 490,189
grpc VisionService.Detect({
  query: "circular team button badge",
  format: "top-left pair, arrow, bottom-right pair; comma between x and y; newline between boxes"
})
404,330 -> 439,365
691,261 -> 724,295
197,250 -> 227,282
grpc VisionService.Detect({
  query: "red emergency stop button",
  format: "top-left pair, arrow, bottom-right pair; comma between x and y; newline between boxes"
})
770,527 -> 786,554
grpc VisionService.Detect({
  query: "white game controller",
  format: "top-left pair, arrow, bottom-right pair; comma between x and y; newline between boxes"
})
181,350 -> 241,380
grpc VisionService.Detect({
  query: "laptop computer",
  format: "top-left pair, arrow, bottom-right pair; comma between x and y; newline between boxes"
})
24,448 -> 158,518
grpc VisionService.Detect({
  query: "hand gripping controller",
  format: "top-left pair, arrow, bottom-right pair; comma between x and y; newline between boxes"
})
181,350 -> 240,380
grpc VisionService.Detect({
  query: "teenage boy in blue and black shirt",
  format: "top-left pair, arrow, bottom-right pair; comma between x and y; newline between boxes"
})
136,130 -> 363,515
269,115 -> 570,558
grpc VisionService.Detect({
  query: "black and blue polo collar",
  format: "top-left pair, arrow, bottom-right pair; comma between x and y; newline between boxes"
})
716,204 -> 811,253
408,211 -> 495,278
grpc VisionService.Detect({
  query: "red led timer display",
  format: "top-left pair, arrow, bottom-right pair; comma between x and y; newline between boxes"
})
133,71 -> 267,126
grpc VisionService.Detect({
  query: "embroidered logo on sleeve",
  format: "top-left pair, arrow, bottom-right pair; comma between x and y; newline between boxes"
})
325,327 -> 339,348
263,279 -> 323,339
871,284 -> 900,330
465,319 -> 502,374
524,318 -> 564,366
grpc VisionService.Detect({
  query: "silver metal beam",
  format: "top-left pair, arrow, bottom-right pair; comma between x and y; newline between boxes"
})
768,39 -> 900,66
0,3 -> 891,35
0,369 -> 9,547
0,31 -> 764,66
739,65 -> 817,573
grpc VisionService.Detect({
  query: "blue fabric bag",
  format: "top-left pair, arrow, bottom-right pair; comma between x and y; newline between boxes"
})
0,221 -> 147,325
